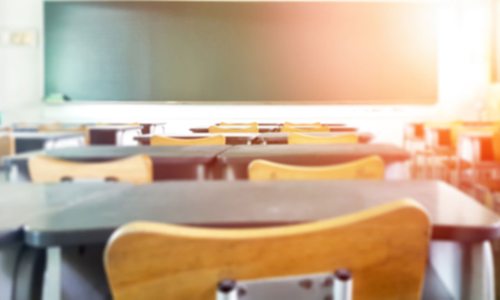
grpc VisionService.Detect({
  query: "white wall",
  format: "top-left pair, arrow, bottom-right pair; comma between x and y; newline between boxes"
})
0,0 -> 495,142
0,0 -> 43,121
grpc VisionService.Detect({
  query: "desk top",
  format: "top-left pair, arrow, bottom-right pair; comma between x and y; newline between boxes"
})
191,125 -> 358,134
190,127 -> 276,133
255,132 -> 373,144
87,125 -> 142,131
0,184 -> 113,244
4,145 -> 232,164
12,132 -> 85,140
218,144 -> 410,165
16,180 -> 500,247
135,133 -> 258,145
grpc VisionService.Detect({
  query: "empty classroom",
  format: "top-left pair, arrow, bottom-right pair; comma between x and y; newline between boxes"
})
0,1 -> 499,299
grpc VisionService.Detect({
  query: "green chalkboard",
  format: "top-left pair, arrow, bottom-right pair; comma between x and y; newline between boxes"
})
44,2 -> 438,103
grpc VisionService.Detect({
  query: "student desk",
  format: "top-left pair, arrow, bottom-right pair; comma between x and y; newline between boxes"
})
6,180 -> 497,300
10,123 -> 87,133
2,145 -> 231,182
138,123 -> 167,135
0,184 -> 115,300
12,132 -> 85,154
86,125 -> 142,145
190,126 -> 277,133
254,132 -> 373,145
215,144 -> 410,180
191,125 -> 357,134
135,133 -> 259,145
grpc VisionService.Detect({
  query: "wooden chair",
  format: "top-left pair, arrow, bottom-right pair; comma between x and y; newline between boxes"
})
281,124 -> 330,133
0,131 -> 15,159
283,122 -> 323,127
248,155 -> 384,181
150,135 -> 226,146
219,122 -> 258,127
28,154 -> 153,184
288,132 -> 358,145
105,199 -> 430,300
208,125 -> 258,133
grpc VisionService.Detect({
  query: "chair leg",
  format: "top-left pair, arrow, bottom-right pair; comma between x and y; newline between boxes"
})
217,280 -> 238,300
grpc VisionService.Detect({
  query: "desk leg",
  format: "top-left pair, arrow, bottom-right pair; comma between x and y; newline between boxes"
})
196,165 -> 206,181
385,162 -> 409,180
42,248 -> 61,300
430,240 -> 495,300
13,246 -> 46,300
60,245 -> 110,300
0,243 -> 23,300
225,166 -> 236,181
7,164 -> 19,182
465,241 -> 495,300
33,245 -> 110,300
115,131 -> 123,146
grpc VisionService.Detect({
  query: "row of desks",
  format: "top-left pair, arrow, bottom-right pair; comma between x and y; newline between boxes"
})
1,180 -> 495,247
8,129 -> 371,156
0,180 -> 498,300
2,144 -> 410,181
190,124 -> 357,133
136,131 -> 373,145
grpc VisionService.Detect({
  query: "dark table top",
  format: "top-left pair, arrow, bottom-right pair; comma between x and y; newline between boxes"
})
5,145 -> 231,163
190,125 -> 358,134
254,132 -> 373,144
218,143 -> 409,166
12,132 -> 85,140
12,132 -> 86,154
15,180 -> 500,247
135,133 -> 258,145
190,127 -> 276,133
87,125 -> 142,131
0,184 -> 116,245
2,146 -> 233,181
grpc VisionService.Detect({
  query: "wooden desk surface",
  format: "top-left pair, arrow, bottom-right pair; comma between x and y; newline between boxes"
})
13,180 -> 500,247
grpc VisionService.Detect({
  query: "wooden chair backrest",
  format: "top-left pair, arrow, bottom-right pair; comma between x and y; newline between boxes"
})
105,199 -> 430,300
281,125 -> 330,133
288,132 -> 358,144
0,132 -> 15,159
248,155 -> 384,181
208,125 -> 258,133
28,154 -> 153,184
150,135 -> 226,146
219,122 -> 258,127
283,122 -> 323,127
